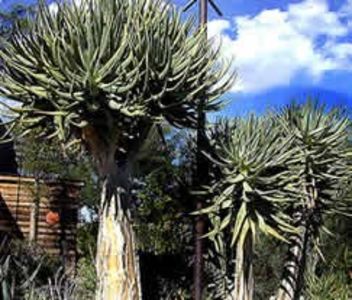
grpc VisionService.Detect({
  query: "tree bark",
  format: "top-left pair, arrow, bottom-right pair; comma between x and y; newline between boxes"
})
277,169 -> 317,300
276,218 -> 309,300
193,200 -> 206,300
95,157 -> 141,300
233,231 -> 254,300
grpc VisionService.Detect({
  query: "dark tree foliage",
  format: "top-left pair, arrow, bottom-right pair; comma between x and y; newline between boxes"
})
0,4 -> 34,40
0,4 -> 35,174
0,121 -> 17,174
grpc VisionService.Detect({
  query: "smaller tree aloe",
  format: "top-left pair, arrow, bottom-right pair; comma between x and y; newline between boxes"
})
201,116 -> 296,300
276,102 -> 352,300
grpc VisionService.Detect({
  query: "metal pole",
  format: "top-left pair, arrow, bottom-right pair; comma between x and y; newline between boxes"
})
193,1 -> 208,299
183,1 -> 222,299
199,0 -> 208,27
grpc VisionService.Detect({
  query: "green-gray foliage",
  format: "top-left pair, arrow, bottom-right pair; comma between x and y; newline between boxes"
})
197,116 -> 297,299
0,0 -> 232,152
272,102 -> 352,299
281,102 -> 352,202
200,103 -> 352,298
202,116 -> 296,251
279,102 -> 352,247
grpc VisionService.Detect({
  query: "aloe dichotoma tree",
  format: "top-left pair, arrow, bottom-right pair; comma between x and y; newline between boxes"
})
0,0 -> 232,298
201,116 -> 296,300
276,103 -> 352,300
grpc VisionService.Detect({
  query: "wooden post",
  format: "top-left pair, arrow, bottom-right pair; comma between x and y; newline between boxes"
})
29,179 -> 39,242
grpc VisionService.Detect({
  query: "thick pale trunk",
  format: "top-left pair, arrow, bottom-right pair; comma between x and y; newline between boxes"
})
95,159 -> 141,300
277,165 -> 318,300
233,232 -> 254,300
277,174 -> 316,300
276,220 -> 309,300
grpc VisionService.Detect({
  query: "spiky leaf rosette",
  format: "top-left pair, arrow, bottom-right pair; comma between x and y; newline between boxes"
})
0,0 -> 232,155
279,102 -> 352,236
202,116 -> 296,251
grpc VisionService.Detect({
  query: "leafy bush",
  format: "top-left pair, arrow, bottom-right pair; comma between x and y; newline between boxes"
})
305,271 -> 351,300
0,237 -> 96,300
75,257 -> 96,298
77,222 -> 98,260
29,268 -> 77,300
0,238 -> 60,299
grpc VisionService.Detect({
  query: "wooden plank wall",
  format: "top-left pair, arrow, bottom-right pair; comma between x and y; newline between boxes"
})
0,175 -> 82,267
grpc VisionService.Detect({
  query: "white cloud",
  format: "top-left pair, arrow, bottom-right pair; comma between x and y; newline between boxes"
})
48,0 -> 84,15
288,0 -> 347,37
49,2 -> 59,14
208,19 -> 231,40
209,0 -> 352,93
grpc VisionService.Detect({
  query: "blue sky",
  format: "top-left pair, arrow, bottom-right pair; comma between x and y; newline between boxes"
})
175,0 -> 352,115
2,0 -> 352,115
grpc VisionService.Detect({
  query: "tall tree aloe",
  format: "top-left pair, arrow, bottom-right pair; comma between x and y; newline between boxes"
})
201,117 -> 296,300
276,103 -> 352,300
0,0 -> 232,298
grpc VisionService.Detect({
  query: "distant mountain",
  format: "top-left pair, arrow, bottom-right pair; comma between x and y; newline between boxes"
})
217,86 -> 352,117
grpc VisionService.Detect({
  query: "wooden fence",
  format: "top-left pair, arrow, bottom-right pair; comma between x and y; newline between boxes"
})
0,175 -> 82,267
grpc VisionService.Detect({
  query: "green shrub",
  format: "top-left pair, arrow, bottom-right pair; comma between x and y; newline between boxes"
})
0,238 -> 60,299
75,257 -> 96,298
305,271 -> 351,300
